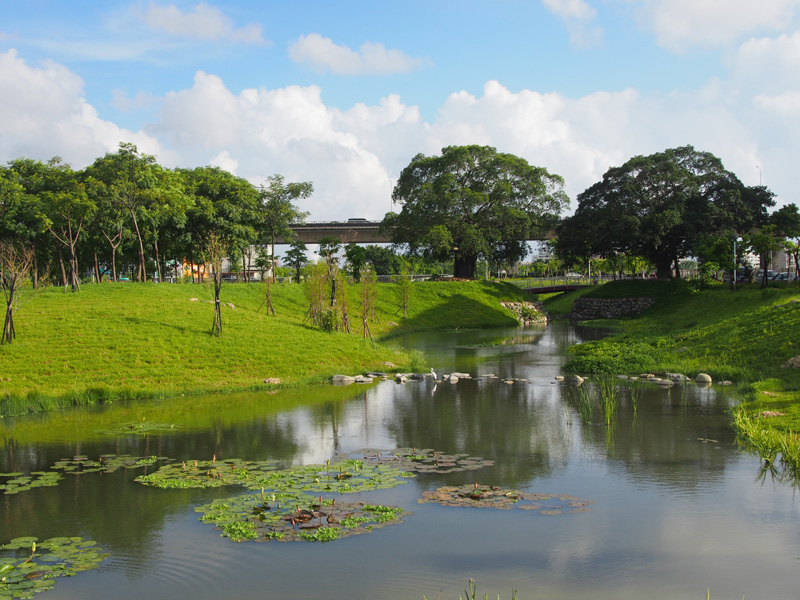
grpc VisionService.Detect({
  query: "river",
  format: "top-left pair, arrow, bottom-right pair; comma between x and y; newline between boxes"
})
1,321 -> 798,599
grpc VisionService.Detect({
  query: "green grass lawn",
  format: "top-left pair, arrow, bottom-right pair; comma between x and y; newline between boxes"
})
0,279 -> 532,416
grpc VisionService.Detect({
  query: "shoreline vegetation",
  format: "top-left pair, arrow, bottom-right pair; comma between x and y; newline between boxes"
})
540,279 -> 800,472
0,280 -> 530,417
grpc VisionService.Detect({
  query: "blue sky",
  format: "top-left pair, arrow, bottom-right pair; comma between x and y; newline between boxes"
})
2,1 -> 799,220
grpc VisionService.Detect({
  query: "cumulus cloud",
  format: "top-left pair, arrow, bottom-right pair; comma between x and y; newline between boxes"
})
630,0 -> 800,51
209,150 -> 239,174
142,2 -> 266,44
543,0 -> 597,20
0,49 -> 167,167
2,34 -> 796,222
288,34 -> 429,75
542,0 -> 603,47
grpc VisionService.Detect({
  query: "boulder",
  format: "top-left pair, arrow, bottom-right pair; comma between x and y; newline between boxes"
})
695,373 -> 713,384
331,375 -> 355,385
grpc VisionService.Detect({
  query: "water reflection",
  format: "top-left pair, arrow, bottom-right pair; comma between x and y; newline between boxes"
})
1,322 -> 799,600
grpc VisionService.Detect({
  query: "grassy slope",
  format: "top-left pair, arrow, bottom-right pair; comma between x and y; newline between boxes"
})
0,280 -> 530,416
544,280 -> 800,455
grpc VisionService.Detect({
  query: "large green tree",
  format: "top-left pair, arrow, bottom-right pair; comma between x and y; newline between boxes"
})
557,146 -> 774,279
386,145 -> 567,279
86,143 -> 162,282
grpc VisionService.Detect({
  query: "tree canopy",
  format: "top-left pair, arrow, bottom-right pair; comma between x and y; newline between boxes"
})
385,145 -> 568,279
556,146 -> 774,278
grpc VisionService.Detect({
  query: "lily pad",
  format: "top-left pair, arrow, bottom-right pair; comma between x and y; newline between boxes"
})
335,448 -> 495,475
0,472 -> 63,495
135,457 -> 414,495
0,536 -> 108,599
104,422 -> 182,435
195,492 -> 406,543
51,454 -> 171,475
418,484 -> 594,514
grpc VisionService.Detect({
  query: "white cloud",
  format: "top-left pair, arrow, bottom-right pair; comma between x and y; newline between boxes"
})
0,49 -> 167,167
288,34 -> 429,75
209,150 -> 238,174
2,36 -> 796,223
542,0 -> 603,47
543,0 -> 597,20
629,0 -> 800,51
143,2 -> 266,44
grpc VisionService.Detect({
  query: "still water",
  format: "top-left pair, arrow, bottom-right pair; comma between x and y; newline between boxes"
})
2,321 -> 799,599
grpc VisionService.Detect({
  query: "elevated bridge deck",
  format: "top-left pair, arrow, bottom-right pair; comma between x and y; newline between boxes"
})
282,220 -> 556,245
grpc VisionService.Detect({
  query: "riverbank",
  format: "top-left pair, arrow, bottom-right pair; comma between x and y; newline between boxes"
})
0,280 -> 532,416
542,279 -> 800,468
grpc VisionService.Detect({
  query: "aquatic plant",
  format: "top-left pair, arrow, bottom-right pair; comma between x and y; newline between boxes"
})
596,375 -> 619,425
1,454 -> 169,495
135,457 -> 414,494
423,579 -> 518,600
418,484 -> 593,515
0,471 -> 63,495
0,536 -> 109,599
627,379 -> 642,414
196,493 -> 405,543
221,521 -> 258,542
52,454 -> 171,475
565,384 -> 594,424
335,448 -> 495,475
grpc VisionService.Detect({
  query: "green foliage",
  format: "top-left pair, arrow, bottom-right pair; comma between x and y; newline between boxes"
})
222,521 -> 258,542
556,146 -> 775,278
566,340 -> 664,374
388,145 -> 567,278
298,527 -> 341,543
0,536 -> 109,599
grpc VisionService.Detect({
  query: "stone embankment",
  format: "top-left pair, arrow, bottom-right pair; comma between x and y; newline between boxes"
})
500,301 -> 548,325
570,297 -> 655,322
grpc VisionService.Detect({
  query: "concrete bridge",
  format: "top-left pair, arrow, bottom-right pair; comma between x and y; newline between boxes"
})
284,219 -> 390,244
282,219 -> 556,245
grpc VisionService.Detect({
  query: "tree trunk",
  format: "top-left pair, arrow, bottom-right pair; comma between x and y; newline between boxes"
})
3,301 -> 14,343
453,255 -> 477,279
67,241 -> 80,292
654,255 -> 672,279
211,272 -> 222,336
153,238 -> 162,282
94,252 -> 102,283
242,251 -> 247,283
189,245 -> 196,283
31,241 -> 38,290
57,245 -> 67,288
111,245 -> 117,282
271,230 -> 276,283
128,207 -> 146,282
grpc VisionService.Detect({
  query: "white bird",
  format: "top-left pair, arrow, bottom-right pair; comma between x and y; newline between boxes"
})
430,368 -> 437,379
